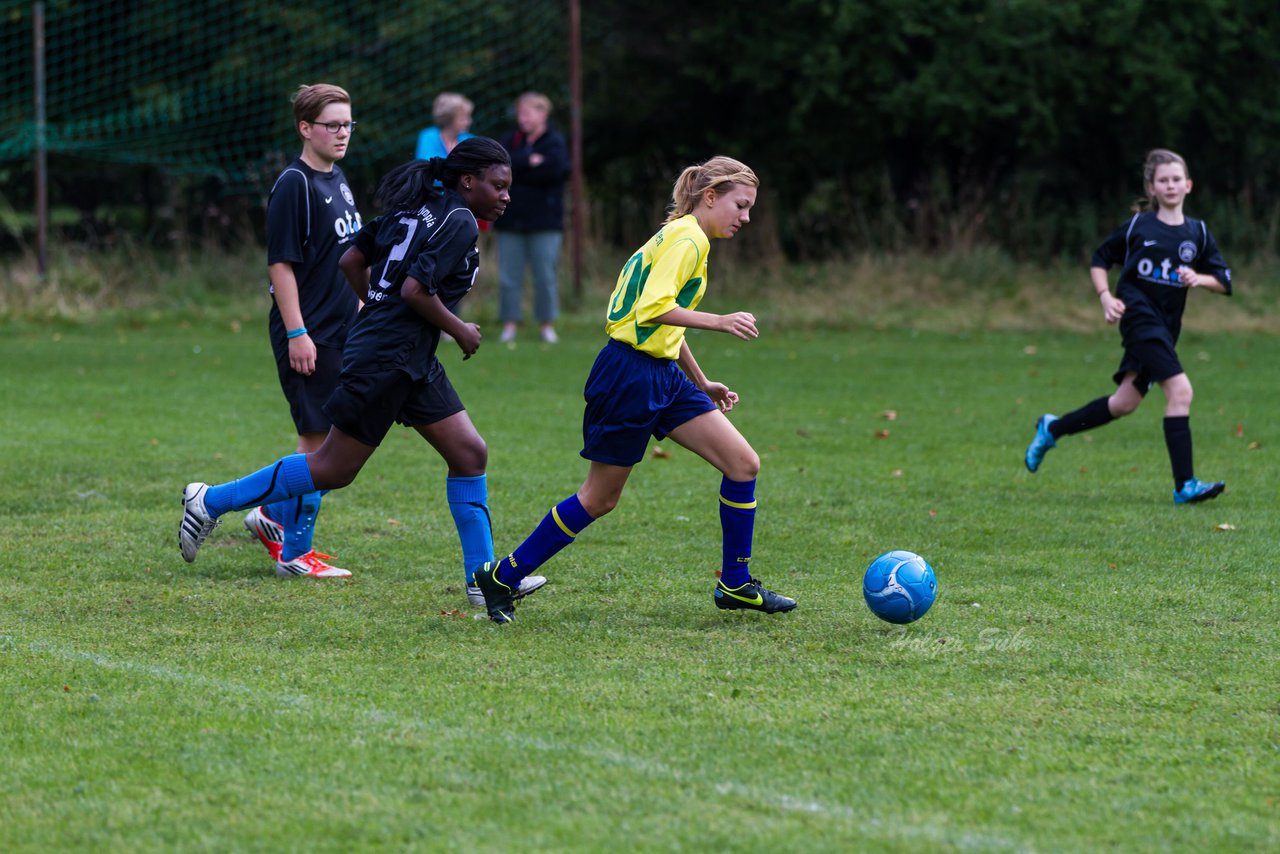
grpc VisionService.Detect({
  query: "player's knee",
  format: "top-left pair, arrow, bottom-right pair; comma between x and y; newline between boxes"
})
581,491 -> 620,518
310,456 -> 359,490
453,436 -> 488,476
327,464 -> 360,490
727,449 -> 760,482
1110,394 -> 1140,417
583,496 -> 616,517
1165,377 -> 1193,409
429,430 -> 488,477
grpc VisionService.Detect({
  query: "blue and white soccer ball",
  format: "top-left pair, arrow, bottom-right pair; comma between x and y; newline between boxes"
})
862,550 -> 937,624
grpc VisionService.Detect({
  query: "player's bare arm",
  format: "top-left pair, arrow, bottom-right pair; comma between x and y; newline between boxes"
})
338,246 -> 370,303
677,339 -> 739,413
269,261 -> 316,375
1091,266 -> 1125,324
402,276 -> 482,358
651,306 -> 757,340
1177,266 -> 1229,293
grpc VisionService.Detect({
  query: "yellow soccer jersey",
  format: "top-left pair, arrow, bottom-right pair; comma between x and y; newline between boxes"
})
604,214 -> 709,360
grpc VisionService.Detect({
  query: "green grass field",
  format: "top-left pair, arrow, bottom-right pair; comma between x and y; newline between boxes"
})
1,313 -> 1277,852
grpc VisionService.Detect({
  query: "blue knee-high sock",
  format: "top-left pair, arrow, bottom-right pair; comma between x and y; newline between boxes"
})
275,491 -> 324,562
203,454 -> 315,518
448,475 -> 494,585
496,494 -> 595,587
267,488 -> 327,562
718,477 -> 757,588
264,495 -> 294,541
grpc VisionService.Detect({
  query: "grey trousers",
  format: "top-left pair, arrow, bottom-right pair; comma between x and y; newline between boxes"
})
498,230 -> 562,323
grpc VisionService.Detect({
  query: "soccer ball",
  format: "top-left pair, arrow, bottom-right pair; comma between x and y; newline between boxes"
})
863,550 -> 937,624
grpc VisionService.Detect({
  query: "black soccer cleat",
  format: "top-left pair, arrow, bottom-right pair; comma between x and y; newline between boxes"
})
714,577 -> 797,613
473,560 -> 517,624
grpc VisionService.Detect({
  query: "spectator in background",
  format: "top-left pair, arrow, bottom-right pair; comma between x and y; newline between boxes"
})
416,93 -> 475,160
495,92 -> 569,344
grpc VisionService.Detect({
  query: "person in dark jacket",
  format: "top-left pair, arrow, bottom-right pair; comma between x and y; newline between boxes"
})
495,92 -> 569,344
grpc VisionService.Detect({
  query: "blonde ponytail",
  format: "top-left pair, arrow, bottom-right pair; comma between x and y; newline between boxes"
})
665,156 -> 759,223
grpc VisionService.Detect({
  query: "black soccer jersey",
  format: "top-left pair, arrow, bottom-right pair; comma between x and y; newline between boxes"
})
265,159 -> 363,358
1092,212 -> 1232,348
342,190 -> 481,381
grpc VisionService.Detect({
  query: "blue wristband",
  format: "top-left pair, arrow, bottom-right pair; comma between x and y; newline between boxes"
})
286,326 -> 308,339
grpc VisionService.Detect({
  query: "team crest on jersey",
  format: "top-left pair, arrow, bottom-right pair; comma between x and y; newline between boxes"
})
1178,241 -> 1197,263
341,183 -> 355,206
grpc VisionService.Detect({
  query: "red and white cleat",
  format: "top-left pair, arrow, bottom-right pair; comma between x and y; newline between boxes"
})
275,550 -> 352,579
243,506 -> 284,561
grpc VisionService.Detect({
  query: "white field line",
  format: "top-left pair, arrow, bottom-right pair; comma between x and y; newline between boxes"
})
25,640 -> 1032,852
28,640 -> 309,707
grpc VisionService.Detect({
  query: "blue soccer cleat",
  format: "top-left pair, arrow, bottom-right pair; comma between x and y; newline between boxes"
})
1024,414 -> 1059,472
1173,478 -> 1225,505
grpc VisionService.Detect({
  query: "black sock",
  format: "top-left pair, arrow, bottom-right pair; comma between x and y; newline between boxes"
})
1050,396 -> 1115,439
1163,416 -> 1194,489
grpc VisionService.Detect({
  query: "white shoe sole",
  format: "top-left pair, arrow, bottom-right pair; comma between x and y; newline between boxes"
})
276,562 -> 353,579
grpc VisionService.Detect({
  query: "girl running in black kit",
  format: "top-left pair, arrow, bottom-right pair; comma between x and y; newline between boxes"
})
180,139 -> 546,605
1025,149 -> 1233,504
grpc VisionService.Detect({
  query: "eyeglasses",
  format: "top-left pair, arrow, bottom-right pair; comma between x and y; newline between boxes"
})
309,120 -> 357,134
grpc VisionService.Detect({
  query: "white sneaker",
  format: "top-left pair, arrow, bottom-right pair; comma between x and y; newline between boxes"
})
243,506 -> 284,561
179,482 -> 220,563
540,327 -> 559,344
276,550 -> 352,579
500,326 -> 517,343
467,574 -> 547,606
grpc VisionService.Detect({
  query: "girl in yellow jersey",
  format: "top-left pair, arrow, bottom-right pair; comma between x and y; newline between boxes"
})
473,156 -> 797,622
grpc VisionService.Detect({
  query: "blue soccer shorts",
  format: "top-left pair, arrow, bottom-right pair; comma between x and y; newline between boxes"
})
580,339 -> 716,466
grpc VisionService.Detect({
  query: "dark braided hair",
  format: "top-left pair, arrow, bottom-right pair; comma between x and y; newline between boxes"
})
375,137 -> 512,211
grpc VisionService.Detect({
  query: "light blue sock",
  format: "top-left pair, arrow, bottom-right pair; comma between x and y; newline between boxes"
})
279,491 -> 323,562
264,498 -> 295,540
203,454 -> 314,517
447,475 -> 494,585
269,489 -> 328,561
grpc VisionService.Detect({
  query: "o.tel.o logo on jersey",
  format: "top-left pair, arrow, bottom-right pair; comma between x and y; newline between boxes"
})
341,183 -> 355,206
1178,241 -> 1197,263
334,210 -> 362,239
